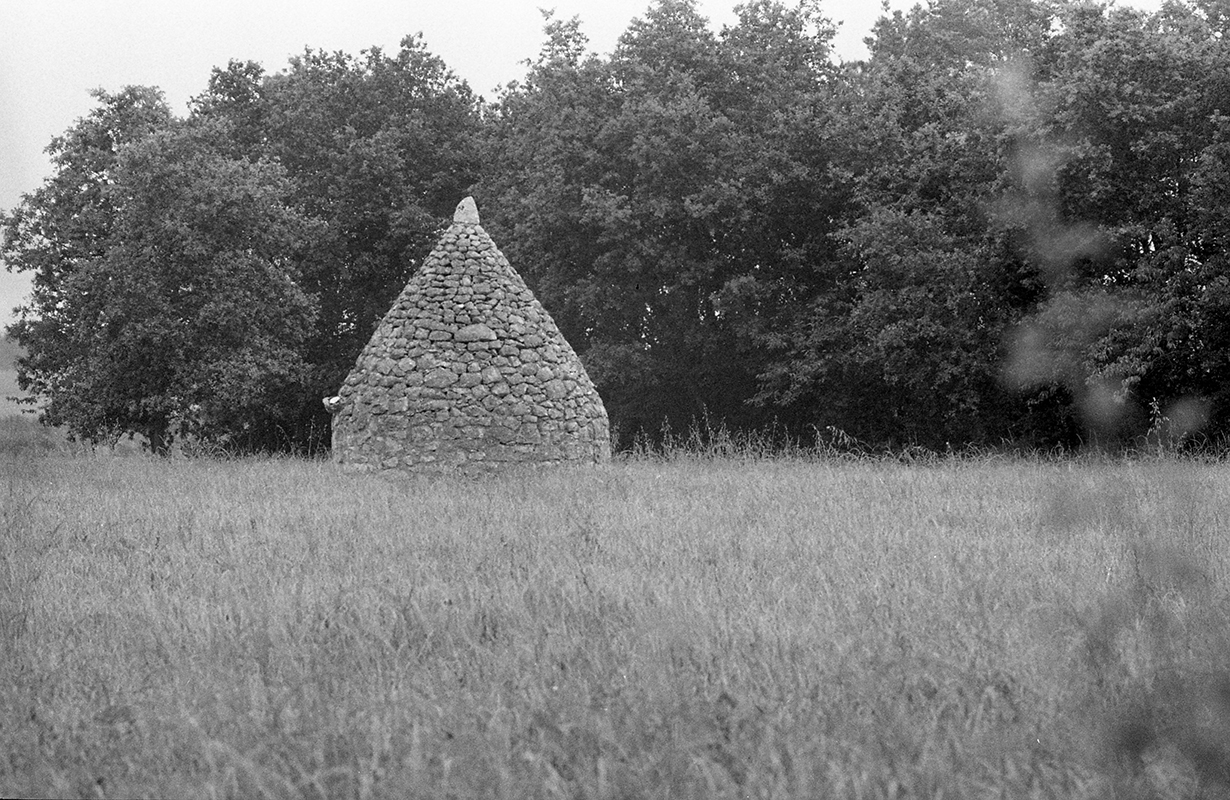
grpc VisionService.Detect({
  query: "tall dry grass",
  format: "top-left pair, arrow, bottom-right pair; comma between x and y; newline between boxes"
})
2,420 -> 1228,798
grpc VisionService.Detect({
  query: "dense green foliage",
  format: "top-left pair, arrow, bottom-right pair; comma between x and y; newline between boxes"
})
6,0 -> 1230,452
1,89 -> 318,452
192,39 -> 483,448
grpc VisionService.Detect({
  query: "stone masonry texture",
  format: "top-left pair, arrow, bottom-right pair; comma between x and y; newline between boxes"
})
327,197 -> 611,472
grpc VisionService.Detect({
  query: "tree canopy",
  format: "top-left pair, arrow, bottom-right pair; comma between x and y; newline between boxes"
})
7,0 -> 1230,453
2,90 -> 317,453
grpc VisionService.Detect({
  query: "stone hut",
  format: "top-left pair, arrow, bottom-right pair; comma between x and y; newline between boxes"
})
324,197 -> 611,471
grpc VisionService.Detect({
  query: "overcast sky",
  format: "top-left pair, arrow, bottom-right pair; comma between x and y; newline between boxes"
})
0,0 -> 1164,329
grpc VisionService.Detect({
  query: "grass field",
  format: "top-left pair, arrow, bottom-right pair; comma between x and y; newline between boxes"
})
3,419 -> 1230,798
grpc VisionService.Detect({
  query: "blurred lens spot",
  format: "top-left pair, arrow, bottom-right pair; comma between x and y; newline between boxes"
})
1165,398 -> 1209,439
1082,377 -> 1126,433
1004,323 -> 1053,388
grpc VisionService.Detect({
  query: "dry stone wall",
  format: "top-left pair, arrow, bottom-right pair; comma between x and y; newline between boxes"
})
327,197 -> 611,472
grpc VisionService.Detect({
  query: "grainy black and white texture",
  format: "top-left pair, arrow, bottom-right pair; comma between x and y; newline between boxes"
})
328,197 -> 610,472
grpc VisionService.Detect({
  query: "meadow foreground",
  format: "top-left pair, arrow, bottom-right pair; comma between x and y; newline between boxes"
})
2,435 -> 1229,798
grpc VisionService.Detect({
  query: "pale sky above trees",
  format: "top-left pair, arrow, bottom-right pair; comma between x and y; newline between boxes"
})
0,0 -> 1163,328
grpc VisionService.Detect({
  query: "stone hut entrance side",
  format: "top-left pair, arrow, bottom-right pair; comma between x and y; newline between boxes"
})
325,197 -> 611,471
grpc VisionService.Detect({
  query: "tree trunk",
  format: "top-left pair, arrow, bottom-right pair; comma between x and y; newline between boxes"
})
146,421 -> 170,456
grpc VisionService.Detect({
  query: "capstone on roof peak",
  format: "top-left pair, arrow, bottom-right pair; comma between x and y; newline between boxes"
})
454,196 -> 480,225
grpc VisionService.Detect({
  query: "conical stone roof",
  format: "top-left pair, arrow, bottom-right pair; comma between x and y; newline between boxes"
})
327,197 -> 611,471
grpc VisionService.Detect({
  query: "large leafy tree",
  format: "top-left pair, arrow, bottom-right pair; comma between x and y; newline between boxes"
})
1011,0 -> 1230,444
2,90 -> 317,453
6,37 -> 487,455
191,36 -> 484,449
481,0 -> 840,444
729,0 -> 1057,447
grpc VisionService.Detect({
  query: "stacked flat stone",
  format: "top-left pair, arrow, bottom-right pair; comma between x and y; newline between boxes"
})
327,197 -> 611,472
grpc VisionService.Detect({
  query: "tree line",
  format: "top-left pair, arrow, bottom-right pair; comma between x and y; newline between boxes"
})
5,0 -> 1230,454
